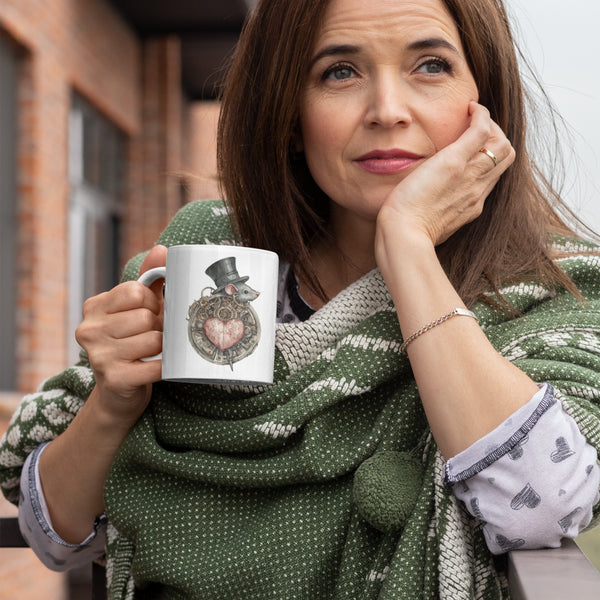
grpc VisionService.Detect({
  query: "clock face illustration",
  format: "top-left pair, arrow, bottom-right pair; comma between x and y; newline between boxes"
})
187,256 -> 261,370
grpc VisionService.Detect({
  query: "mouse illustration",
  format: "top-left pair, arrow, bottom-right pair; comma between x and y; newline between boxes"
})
205,256 -> 260,303
223,282 -> 260,303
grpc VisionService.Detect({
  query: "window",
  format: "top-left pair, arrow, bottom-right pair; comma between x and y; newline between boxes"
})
0,34 -> 19,390
68,94 -> 125,364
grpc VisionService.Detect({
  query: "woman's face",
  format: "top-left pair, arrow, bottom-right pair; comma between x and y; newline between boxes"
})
299,0 -> 479,224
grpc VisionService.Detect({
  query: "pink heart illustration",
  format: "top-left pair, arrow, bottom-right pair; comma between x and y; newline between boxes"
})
203,318 -> 245,351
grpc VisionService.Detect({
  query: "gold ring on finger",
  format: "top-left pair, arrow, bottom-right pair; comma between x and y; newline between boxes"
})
479,147 -> 498,167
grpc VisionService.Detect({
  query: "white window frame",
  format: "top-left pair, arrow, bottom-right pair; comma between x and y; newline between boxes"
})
68,96 -> 124,365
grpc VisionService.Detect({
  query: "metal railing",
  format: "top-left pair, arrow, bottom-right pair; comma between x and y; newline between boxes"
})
508,537 -> 600,599
0,516 -> 106,600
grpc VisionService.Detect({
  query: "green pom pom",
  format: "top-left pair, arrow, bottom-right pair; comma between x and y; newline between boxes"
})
353,451 -> 424,533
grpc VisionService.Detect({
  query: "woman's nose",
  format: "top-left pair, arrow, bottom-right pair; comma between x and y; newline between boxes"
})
364,74 -> 413,128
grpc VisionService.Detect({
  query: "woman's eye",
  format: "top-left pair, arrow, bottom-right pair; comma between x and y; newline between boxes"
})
323,65 -> 355,81
416,59 -> 450,75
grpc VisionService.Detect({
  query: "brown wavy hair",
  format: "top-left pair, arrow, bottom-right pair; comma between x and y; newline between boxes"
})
217,0 -> 585,306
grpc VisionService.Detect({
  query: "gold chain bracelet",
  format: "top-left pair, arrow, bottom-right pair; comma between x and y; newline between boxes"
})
400,307 -> 479,355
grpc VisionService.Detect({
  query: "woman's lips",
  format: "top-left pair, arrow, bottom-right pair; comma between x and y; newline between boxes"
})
354,149 -> 423,174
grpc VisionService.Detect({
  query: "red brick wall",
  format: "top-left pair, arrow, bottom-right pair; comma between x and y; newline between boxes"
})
0,0 -> 141,393
0,0 -> 217,394
125,36 -> 185,257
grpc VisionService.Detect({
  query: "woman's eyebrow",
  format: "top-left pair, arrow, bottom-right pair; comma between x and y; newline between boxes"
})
406,37 -> 460,54
309,37 -> 460,69
310,44 -> 360,68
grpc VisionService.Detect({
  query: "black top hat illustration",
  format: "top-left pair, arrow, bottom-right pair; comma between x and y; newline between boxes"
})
205,256 -> 250,293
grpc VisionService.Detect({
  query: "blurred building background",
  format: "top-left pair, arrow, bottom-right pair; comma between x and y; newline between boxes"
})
0,0 -> 252,402
0,0 -> 250,597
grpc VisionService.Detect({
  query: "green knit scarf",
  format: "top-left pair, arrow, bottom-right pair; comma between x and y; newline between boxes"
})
2,199 -> 600,600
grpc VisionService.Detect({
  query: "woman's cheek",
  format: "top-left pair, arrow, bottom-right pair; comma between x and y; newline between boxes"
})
430,108 -> 473,151
424,84 -> 477,149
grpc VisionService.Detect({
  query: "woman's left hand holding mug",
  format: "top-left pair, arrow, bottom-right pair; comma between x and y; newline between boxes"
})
74,244 -> 167,426
39,245 -> 168,545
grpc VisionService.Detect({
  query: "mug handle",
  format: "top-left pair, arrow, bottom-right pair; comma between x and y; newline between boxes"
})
137,266 -> 167,361
138,266 -> 167,287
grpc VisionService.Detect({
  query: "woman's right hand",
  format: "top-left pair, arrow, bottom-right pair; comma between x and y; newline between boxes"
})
75,245 -> 167,426
376,102 -> 514,250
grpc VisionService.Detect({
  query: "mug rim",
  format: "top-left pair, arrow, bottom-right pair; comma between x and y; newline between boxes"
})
166,244 -> 278,259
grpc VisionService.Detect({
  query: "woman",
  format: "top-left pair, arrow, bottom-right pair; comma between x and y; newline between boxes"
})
1,0 -> 599,598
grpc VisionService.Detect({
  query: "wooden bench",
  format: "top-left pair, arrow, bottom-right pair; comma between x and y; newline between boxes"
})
2,514 -> 600,598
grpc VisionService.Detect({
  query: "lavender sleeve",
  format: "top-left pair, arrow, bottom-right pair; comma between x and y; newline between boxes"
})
18,442 -> 106,571
445,384 -> 600,554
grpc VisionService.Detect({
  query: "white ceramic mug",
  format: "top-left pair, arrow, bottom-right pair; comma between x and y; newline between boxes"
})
139,245 -> 278,385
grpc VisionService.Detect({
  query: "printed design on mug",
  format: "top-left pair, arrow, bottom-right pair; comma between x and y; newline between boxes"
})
187,256 -> 261,369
